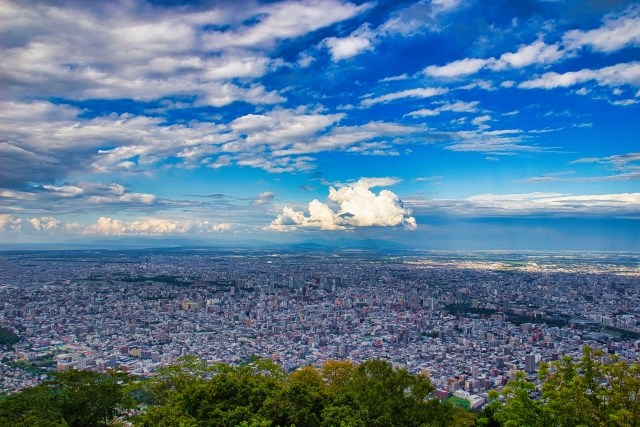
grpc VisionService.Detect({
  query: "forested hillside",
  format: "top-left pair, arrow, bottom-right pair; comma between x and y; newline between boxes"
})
0,348 -> 638,427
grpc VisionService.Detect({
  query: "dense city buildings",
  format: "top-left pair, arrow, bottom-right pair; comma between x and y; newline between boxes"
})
1,249 -> 639,409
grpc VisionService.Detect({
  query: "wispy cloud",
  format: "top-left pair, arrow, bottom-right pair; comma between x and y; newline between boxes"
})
406,192 -> 640,217
406,100 -> 479,117
520,62 -> 640,89
570,152 -> 640,168
361,87 -> 448,107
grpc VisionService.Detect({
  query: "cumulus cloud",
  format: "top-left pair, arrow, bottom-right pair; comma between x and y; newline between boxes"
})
2,102 -> 400,186
208,223 -> 233,232
563,6 -> 640,52
266,178 -> 416,231
28,217 -> 61,232
1,100 -> 430,186
0,214 -> 22,233
425,40 -> 563,79
229,109 -> 345,148
83,217 -> 191,236
423,7 -> 640,82
0,213 -> 237,237
0,0 -> 370,107
325,24 -> 375,60
493,40 -> 563,69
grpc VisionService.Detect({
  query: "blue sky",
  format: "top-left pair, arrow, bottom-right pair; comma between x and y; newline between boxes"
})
1,0 -> 639,249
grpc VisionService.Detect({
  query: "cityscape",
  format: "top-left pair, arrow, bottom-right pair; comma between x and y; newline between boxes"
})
1,0 -> 640,423
2,249 -> 638,410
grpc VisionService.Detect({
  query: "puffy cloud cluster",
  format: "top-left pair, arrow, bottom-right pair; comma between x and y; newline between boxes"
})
267,178 -> 416,231
325,24 -> 375,61
0,0 -> 368,106
0,214 -> 22,233
83,217 -> 190,236
0,213 -> 234,237
29,217 -> 60,232
0,100 -> 426,187
82,217 -> 232,236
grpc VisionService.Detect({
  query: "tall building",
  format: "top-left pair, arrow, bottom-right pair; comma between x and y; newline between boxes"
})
525,354 -> 537,373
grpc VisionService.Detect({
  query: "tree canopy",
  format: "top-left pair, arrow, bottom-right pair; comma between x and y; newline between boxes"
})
480,347 -> 640,427
1,348 -> 638,427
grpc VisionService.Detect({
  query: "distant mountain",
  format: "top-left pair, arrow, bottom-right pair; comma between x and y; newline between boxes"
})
295,237 -> 406,250
0,236 -> 407,252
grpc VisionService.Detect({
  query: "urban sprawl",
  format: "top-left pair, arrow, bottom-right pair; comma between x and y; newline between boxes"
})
1,250 -> 639,410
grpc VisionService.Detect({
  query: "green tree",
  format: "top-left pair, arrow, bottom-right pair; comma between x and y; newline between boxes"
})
483,346 -> 640,427
0,369 -> 134,427
483,371 -> 549,427
0,326 -> 19,349
344,359 -> 442,427
539,346 -> 640,427
137,357 -> 282,427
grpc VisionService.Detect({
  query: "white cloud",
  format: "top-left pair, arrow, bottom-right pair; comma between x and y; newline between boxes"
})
0,181 -> 170,217
563,6 -> 640,52
378,0 -> 462,36
28,217 -> 61,232
380,73 -> 409,82
203,1 -> 372,49
266,178 -> 416,231
361,87 -> 447,107
519,62 -> 640,89
425,40 -> 564,79
405,192 -> 640,216
431,0 -> 462,12
325,24 -> 375,61
254,192 -> 276,205
4,102 -> 403,185
84,217 -> 191,236
424,58 -> 493,78
442,129 -> 546,154
230,109 -> 344,148
471,114 -> 492,129
611,99 -> 638,107
407,100 -> 479,117
0,0 -> 369,107
571,152 -> 640,168
297,53 -> 315,68
208,223 -> 233,232
278,121 -> 423,156
0,214 -> 22,233
494,40 -> 563,69
467,192 -> 640,214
